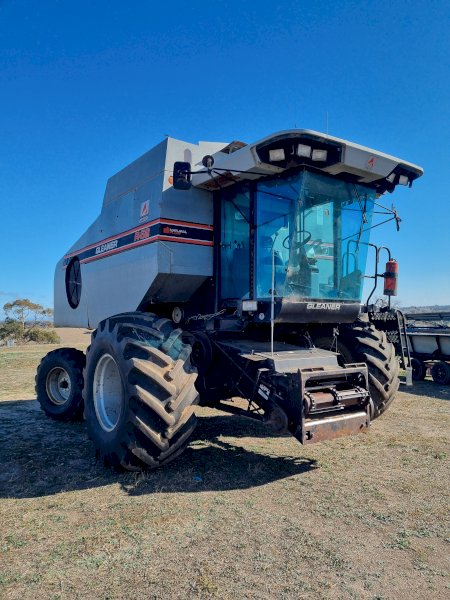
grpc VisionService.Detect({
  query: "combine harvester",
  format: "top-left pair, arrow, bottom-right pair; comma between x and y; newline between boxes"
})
36,129 -> 423,470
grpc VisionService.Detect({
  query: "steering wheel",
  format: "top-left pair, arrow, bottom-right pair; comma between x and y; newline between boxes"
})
282,230 -> 312,250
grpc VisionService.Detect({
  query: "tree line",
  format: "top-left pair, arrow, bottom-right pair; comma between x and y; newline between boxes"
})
0,299 -> 60,344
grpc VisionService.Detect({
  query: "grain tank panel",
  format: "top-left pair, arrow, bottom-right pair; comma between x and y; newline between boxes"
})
54,137 -> 223,327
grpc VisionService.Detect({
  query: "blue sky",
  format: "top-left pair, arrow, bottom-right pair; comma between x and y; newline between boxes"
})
0,0 -> 449,315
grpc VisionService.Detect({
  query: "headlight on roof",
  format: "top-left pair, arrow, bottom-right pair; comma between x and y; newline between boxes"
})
269,148 -> 286,162
297,144 -> 312,158
312,149 -> 328,161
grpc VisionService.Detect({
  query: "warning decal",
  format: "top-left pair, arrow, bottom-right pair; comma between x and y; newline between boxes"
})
139,200 -> 150,223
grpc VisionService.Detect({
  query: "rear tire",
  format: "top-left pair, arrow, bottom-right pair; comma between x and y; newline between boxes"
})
430,361 -> 450,385
313,319 -> 400,419
35,348 -> 85,421
411,357 -> 427,381
83,313 -> 199,471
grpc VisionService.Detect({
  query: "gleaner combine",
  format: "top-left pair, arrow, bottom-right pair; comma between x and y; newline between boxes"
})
36,129 -> 423,470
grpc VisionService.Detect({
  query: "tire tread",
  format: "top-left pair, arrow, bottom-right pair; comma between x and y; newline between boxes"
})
84,312 -> 199,471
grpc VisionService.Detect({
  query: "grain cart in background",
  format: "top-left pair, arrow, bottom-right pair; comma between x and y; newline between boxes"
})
36,129 -> 423,470
404,312 -> 450,384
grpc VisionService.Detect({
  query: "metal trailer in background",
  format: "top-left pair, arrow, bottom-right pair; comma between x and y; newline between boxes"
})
405,312 -> 450,384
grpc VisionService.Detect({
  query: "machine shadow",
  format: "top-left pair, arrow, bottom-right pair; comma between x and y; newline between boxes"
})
0,400 -> 316,500
122,414 -> 316,496
403,380 -> 450,401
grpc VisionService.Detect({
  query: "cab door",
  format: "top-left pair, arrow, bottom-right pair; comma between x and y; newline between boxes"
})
219,184 -> 251,301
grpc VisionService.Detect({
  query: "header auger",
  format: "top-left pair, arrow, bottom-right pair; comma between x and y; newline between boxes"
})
36,129 -> 422,470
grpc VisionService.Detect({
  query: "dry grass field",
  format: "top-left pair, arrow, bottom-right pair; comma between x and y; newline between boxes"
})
0,337 -> 449,600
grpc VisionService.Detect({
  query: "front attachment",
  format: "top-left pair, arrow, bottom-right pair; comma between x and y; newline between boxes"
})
296,365 -> 371,444
209,340 -> 372,445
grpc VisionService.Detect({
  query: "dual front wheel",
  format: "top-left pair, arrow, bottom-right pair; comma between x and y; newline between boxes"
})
35,313 -> 199,470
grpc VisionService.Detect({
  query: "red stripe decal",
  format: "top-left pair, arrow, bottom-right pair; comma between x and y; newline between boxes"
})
65,218 -> 213,259
78,234 -> 213,265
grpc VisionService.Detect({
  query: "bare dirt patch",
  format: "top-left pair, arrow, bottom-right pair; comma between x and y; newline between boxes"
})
0,344 -> 449,600
55,328 -> 92,347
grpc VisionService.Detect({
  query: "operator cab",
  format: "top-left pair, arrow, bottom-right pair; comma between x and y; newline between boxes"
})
173,129 -> 423,324
219,168 -> 375,309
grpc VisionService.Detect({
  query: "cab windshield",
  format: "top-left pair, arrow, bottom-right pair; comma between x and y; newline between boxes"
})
256,170 -> 375,301
219,169 -> 375,303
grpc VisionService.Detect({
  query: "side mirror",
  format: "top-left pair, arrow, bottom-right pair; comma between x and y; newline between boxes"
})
173,161 -> 192,190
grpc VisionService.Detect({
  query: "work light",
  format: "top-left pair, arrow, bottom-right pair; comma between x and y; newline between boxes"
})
312,149 -> 327,161
269,148 -> 285,161
297,144 -> 312,158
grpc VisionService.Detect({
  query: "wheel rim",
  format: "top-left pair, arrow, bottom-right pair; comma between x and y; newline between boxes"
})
46,367 -> 71,405
93,353 -> 123,432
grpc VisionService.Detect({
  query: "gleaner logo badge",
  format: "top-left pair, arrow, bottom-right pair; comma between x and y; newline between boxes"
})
95,239 -> 118,255
139,200 -> 149,223
307,302 -> 341,310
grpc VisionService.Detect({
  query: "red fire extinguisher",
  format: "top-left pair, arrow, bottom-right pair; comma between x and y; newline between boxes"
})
384,259 -> 398,296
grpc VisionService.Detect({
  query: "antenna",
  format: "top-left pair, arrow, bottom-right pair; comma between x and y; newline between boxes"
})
326,111 -> 329,134
271,244 -> 275,357
270,233 -> 279,357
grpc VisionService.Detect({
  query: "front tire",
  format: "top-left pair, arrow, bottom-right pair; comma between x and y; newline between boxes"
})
313,319 -> 400,419
35,348 -> 85,421
83,313 -> 199,471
